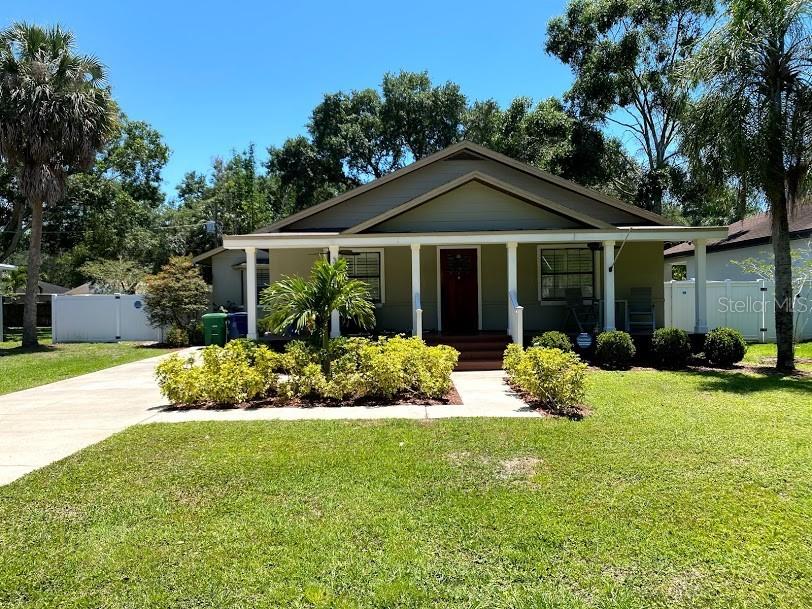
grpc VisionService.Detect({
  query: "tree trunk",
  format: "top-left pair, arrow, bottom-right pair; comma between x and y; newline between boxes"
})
22,198 -> 43,348
771,195 -> 794,372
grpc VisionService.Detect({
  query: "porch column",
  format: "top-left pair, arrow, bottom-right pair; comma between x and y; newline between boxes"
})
410,244 -> 422,337
328,245 -> 341,338
506,242 -> 518,335
245,246 -> 258,339
694,238 -> 708,333
602,240 -> 615,331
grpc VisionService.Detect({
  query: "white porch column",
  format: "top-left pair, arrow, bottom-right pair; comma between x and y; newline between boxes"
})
328,245 -> 341,338
694,238 -> 708,333
410,244 -> 422,337
245,246 -> 258,339
506,242 -> 518,335
602,240 -> 615,331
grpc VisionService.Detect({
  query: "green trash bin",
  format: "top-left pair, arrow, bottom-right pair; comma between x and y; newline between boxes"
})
201,312 -> 228,347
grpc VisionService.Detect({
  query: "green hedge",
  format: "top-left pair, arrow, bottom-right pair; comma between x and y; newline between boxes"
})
156,336 -> 459,407
503,344 -> 587,414
595,331 -> 636,370
704,327 -> 747,366
650,328 -> 691,369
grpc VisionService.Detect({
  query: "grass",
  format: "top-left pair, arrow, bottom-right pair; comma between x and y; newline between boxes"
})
1,369 -> 810,607
0,328 -> 173,395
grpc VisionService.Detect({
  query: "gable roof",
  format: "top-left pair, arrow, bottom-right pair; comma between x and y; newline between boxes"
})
258,141 -> 670,233
345,171 -> 613,233
664,207 -> 812,258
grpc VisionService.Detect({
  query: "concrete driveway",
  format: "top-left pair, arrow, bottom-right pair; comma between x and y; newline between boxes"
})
0,352 -> 534,486
0,352 -> 174,485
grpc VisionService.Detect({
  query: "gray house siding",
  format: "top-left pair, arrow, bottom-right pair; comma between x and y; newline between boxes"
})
284,158 -> 650,232
372,182 -> 583,233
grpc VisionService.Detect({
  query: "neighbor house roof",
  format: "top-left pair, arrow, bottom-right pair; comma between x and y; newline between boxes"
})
664,207 -> 812,258
256,140 -> 672,233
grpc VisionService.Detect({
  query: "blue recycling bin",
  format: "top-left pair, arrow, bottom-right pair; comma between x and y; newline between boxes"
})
227,312 -> 248,339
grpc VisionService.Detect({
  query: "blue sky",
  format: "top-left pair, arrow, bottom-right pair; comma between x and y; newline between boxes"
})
4,0 -> 575,196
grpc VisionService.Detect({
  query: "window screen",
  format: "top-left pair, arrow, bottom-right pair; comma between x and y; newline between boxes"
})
342,251 -> 382,302
539,248 -> 594,300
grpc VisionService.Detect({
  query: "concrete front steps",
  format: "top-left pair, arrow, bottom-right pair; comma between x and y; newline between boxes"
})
424,333 -> 510,371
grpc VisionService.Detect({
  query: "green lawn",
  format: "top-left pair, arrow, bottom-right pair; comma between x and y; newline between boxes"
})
744,340 -> 812,369
0,330 -> 173,395
1,369 -> 810,608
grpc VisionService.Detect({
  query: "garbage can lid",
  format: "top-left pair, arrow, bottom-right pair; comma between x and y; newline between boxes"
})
202,312 -> 228,320
227,311 -> 248,318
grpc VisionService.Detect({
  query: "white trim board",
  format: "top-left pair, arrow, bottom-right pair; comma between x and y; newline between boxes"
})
224,227 -> 728,250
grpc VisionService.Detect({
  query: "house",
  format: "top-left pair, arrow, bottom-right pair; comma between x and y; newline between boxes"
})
664,208 -> 812,281
196,141 -> 726,354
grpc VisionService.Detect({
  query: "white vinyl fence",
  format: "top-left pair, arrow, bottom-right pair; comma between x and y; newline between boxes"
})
664,280 -> 812,343
52,294 -> 163,343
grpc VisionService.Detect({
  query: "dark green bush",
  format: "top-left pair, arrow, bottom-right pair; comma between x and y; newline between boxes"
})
650,327 -> 691,369
595,330 -> 636,370
704,327 -> 747,366
531,331 -> 573,352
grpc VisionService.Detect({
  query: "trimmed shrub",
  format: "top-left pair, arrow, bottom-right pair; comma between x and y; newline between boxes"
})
165,325 -> 190,347
503,346 -> 587,414
155,341 -> 282,406
283,336 -> 459,401
532,331 -> 573,352
650,327 -> 691,369
595,330 -> 636,370
704,327 -> 747,366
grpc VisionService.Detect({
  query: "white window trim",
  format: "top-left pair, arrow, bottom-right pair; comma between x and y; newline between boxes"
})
436,245 -> 482,332
536,244 -> 597,305
338,247 -> 386,305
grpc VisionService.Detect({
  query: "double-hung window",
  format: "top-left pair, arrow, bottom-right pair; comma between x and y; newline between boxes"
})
539,248 -> 594,300
341,250 -> 383,303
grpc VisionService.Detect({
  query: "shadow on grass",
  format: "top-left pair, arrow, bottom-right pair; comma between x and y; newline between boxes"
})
682,368 -> 812,395
0,344 -> 58,357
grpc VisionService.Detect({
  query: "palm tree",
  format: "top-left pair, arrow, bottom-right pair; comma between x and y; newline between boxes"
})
687,0 -> 811,371
0,23 -> 115,347
260,258 -> 376,374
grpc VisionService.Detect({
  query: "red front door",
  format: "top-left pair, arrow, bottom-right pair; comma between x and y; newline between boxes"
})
440,248 -> 478,333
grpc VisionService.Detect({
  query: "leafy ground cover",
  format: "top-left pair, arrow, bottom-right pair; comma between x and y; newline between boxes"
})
0,328 -> 173,395
1,367 -> 810,608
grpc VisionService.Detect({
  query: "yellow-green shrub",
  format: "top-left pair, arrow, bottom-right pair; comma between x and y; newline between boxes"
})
281,336 -> 459,400
503,346 -> 588,414
155,341 -> 282,406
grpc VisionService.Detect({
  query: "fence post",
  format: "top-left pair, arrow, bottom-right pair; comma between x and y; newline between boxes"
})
0,294 -> 3,342
114,293 -> 122,341
724,279 -> 731,327
759,279 -> 767,344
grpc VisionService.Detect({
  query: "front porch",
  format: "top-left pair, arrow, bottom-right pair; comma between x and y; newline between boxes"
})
225,228 -> 724,352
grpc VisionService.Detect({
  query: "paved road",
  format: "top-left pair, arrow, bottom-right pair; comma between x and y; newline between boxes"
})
1,354 -> 534,486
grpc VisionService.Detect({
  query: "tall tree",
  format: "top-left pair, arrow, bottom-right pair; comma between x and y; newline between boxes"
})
546,0 -> 715,214
0,23 -> 115,346
463,96 -> 638,192
686,0 -> 812,371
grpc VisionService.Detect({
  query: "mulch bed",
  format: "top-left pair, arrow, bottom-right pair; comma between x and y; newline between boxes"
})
162,383 -> 463,411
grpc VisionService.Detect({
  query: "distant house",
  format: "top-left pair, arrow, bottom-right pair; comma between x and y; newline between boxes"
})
195,141 -> 725,352
664,208 -> 812,281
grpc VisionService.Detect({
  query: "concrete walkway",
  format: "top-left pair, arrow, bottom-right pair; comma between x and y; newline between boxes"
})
0,355 -> 534,486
